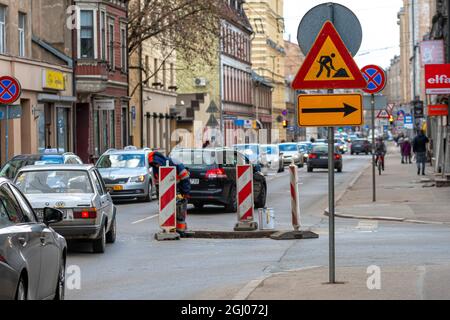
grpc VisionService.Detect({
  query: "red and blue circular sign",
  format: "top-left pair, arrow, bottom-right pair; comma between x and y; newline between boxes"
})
0,76 -> 22,104
361,65 -> 386,94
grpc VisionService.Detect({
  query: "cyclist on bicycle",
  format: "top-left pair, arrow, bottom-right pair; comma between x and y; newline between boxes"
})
374,137 -> 387,171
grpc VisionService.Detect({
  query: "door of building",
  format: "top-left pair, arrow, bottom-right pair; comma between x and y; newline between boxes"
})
76,103 -> 90,163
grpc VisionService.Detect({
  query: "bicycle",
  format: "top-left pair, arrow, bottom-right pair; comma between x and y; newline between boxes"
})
374,153 -> 385,176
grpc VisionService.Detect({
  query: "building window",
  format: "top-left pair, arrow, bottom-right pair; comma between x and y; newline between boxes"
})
0,6 -> 5,54
170,63 -> 174,87
100,11 -> 107,60
120,25 -> 127,72
108,20 -> 115,69
18,12 -> 26,57
121,106 -> 128,147
145,55 -> 149,86
154,58 -> 159,84
80,10 -> 94,58
162,61 -> 166,90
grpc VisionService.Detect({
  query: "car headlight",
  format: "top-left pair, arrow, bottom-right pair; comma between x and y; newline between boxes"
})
129,175 -> 145,183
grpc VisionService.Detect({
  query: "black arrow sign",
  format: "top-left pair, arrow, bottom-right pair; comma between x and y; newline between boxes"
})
301,103 -> 358,117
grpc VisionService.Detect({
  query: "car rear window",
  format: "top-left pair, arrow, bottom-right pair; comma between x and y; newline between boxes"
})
15,170 -> 94,194
97,154 -> 145,168
260,146 -> 278,155
312,145 -> 328,153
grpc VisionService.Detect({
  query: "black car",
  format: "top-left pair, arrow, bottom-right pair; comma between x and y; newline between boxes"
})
351,139 -> 372,155
0,178 -> 67,300
307,144 -> 343,173
0,152 -> 83,180
170,149 -> 267,212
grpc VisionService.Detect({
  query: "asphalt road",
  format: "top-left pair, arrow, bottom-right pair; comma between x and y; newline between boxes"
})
66,154 -> 450,300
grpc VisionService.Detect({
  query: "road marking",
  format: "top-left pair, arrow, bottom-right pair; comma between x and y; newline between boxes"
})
132,214 -> 158,225
355,220 -> 378,232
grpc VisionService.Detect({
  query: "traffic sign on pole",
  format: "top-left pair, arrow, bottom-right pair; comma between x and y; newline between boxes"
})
297,94 -> 363,127
297,3 -> 362,57
361,65 -> 387,94
376,109 -> 391,119
0,76 -> 21,105
292,22 -> 367,90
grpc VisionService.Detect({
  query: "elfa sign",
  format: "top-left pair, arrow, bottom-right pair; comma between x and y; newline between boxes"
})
425,64 -> 450,94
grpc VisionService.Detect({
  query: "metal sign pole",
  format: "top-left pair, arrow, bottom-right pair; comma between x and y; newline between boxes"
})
5,105 -> 9,162
328,89 -> 336,284
371,94 -> 376,202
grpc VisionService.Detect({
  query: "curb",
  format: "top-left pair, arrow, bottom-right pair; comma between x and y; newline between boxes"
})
323,210 -> 450,225
187,230 -> 277,239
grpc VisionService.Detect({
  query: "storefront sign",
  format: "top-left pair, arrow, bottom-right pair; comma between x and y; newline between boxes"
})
425,64 -> 450,94
428,104 -> 449,117
43,69 -> 65,91
94,99 -> 115,111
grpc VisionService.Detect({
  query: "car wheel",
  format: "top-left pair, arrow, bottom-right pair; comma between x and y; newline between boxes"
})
337,166 -> 343,173
106,216 -> 117,244
143,183 -> 153,202
93,224 -> 106,254
54,258 -> 66,300
255,184 -> 266,209
225,186 -> 237,213
15,275 -> 27,300
307,166 -> 313,173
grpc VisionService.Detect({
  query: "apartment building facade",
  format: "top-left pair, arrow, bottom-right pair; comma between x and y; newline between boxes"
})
72,0 -> 129,163
0,0 -> 75,165
244,0 -> 286,142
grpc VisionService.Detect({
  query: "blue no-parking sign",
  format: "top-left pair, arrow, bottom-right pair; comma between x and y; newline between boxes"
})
0,76 -> 21,104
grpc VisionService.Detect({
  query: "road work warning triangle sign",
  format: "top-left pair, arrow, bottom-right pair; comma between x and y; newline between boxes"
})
292,21 -> 367,90
377,109 -> 391,119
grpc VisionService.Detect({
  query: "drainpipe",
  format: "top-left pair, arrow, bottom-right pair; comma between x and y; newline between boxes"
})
72,0 -> 77,154
138,0 -> 144,148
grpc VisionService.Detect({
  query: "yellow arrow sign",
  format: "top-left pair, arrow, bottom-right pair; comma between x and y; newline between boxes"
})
297,94 -> 363,127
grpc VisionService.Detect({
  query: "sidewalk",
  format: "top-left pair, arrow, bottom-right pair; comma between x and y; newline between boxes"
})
245,264 -> 450,300
331,143 -> 450,225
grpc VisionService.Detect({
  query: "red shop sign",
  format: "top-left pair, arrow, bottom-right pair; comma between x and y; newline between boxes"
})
425,64 -> 450,95
428,104 -> 448,117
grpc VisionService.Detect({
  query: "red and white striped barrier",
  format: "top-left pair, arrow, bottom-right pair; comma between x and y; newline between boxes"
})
234,164 -> 258,231
156,166 -> 178,240
290,164 -> 301,231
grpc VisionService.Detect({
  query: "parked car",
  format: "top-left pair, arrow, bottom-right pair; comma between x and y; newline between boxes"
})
298,143 -> 313,163
335,139 -> 348,154
96,149 -> 156,202
351,139 -> 372,155
14,165 -> 116,254
0,152 -> 83,181
307,144 -> 343,173
0,177 -> 67,300
278,143 -> 304,168
232,144 -> 261,165
260,144 -> 284,173
170,148 -> 267,212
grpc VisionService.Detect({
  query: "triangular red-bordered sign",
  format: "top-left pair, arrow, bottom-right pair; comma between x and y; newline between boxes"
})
376,109 -> 391,119
292,21 -> 367,90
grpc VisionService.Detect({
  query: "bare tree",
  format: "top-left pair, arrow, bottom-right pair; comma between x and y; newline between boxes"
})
128,0 -> 224,71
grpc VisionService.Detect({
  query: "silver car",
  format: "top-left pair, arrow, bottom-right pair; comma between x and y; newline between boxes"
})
0,178 -> 67,300
259,144 -> 284,174
96,149 -> 156,202
14,165 -> 116,254
279,143 -> 305,168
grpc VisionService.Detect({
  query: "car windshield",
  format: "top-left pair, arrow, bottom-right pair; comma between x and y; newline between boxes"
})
260,146 -> 278,155
97,154 -> 145,169
279,144 -> 298,152
15,170 -> 94,194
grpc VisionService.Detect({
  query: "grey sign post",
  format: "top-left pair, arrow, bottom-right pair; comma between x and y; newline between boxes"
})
0,104 -> 22,163
297,2 -> 363,285
297,3 -> 363,57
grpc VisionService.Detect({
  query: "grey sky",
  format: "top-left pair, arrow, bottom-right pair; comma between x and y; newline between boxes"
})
284,0 -> 403,69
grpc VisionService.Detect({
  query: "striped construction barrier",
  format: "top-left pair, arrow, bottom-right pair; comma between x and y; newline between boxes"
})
155,166 -> 179,240
290,164 -> 301,231
234,164 -> 258,231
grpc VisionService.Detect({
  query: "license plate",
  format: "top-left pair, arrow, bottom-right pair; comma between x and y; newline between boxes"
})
113,185 -> 124,191
190,179 -> 199,185
63,209 -> 74,221
320,156 -> 328,159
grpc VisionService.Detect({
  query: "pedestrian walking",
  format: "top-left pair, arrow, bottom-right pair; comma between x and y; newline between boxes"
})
412,130 -> 430,176
401,137 -> 412,164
